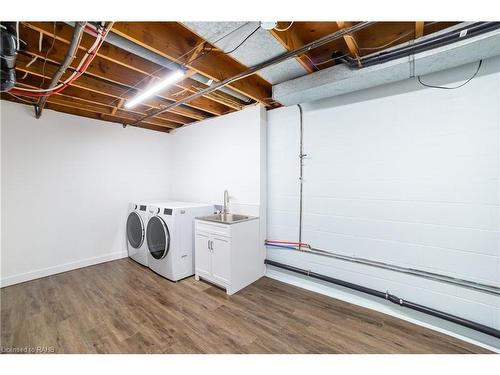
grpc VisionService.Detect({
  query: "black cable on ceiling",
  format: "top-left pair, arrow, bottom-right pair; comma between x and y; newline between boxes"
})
223,25 -> 260,54
336,22 -> 500,69
188,24 -> 261,66
417,59 -> 483,89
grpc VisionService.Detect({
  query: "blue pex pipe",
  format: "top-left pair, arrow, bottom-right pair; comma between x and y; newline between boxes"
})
265,243 -> 298,250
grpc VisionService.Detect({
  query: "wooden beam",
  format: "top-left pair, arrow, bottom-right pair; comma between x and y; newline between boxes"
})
53,97 -> 174,128
269,23 -> 316,73
24,22 -> 244,112
186,41 -> 207,64
48,102 -> 171,133
18,42 -> 226,119
15,63 -> 191,126
49,95 -> 177,129
2,94 -> 170,133
336,21 -> 360,61
415,22 -> 425,38
15,72 -> 181,128
111,22 -> 273,105
15,54 -> 208,121
111,98 -> 125,116
11,79 -> 182,129
20,23 -> 234,116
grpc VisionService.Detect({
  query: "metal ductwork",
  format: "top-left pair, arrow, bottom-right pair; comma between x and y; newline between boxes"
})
1,22 -> 18,92
272,22 -> 500,106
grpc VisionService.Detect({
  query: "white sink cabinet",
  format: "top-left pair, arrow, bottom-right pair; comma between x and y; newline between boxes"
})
194,217 -> 262,295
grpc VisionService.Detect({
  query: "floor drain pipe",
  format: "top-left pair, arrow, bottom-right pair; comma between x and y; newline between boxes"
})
265,259 -> 500,339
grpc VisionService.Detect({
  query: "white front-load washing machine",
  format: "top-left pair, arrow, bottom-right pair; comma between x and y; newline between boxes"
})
126,202 -> 150,266
146,201 -> 214,281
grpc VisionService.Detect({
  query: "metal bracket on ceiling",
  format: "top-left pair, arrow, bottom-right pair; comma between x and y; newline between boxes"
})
34,104 -> 42,119
408,39 -> 416,78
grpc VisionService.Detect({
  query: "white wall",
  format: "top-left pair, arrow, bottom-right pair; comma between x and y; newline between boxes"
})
1,101 -> 172,286
0,102 -> 268,286
266,56 -> 500,342
170,105 -> 266,217
170,105 -> 267,266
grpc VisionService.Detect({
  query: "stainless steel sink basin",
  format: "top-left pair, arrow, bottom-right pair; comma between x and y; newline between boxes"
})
197,213 -> 256,224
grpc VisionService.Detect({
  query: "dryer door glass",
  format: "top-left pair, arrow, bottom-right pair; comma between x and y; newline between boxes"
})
146,216 -> 170,260
126,212 -> 144,248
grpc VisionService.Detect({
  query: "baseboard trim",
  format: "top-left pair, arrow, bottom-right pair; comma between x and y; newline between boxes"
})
266,266 -> 500,353
1,251 -> 129,288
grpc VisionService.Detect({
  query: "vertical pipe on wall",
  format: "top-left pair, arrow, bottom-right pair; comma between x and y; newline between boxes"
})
297,104 -> 305,245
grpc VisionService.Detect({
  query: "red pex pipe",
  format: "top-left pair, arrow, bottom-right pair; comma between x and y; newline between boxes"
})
85,24 -> 98,34
10,43 -> 100,97
10,24 -> 110,98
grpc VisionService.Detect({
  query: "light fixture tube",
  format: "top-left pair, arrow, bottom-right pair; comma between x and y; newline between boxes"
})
125,70 -> 185,108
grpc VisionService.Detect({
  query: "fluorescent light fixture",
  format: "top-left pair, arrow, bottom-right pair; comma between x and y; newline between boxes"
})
125,70 -> 185,108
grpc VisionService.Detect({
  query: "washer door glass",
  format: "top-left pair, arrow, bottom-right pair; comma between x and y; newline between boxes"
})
126,212 -> 144,249
147,216 -> 170,260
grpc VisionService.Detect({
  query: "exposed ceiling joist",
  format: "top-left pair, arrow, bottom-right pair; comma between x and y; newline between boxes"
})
46,94 -> 177,129
25,22 -> 245,111
17,42 -> 225,119
16,72 -> 187,126
3,21 -> 464,133
14,54 -> 208,122
45,101 -> 171,133
111,98 -> 125,116
21,22 -> 237,116
183,22 -> 308,85
269,23 -> 316,73
2,93 -> 173,133
128,22 -> 375,126
415,22 -> 425,38
15,65 -> 189,127
110,22 -> 274,106
336,21 -> 361,61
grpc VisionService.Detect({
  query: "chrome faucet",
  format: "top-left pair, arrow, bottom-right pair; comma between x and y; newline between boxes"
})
223,190 -> 230,214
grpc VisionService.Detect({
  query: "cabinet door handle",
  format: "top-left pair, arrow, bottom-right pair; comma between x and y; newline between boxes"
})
209,240 -> 213,251
208,240 -> 210,250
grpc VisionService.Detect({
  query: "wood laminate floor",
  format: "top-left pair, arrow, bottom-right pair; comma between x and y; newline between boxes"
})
0,259 -> 492,353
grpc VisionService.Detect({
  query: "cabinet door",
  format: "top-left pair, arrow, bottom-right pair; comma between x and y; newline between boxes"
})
211,236 -> 231,285
195,232 -> 211,276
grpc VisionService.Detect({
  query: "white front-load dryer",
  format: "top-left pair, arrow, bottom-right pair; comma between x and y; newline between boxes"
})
126,202 -> 150,266
146,201 -> 213,281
